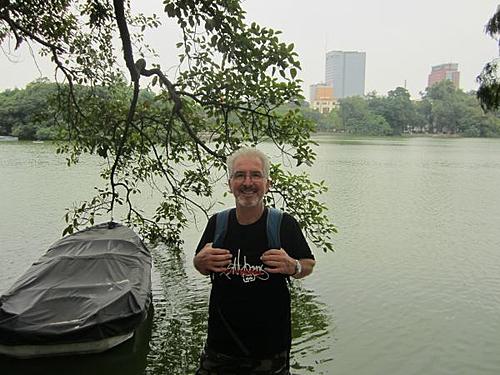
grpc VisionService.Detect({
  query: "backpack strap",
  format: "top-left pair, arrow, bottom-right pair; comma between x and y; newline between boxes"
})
212,206 -> 289,285
266,207 -> 283,249
267,207 -> 292,285
214,207 -> 283,249
213,208 -> 233,248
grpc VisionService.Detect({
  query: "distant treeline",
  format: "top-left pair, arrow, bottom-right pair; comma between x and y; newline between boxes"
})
0,78 -> 156,141
300,80 -> 500,137
1,78 -> 499,140
0,79 -> 62,140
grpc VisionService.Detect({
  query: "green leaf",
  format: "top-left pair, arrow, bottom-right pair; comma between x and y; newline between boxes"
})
165,4 -> 175,18
63,225 -> 73,236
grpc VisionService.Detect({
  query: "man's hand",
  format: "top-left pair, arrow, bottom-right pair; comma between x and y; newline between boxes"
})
261,249 -> 296,275
261,248 -> 315,279
194,243 -> 232,275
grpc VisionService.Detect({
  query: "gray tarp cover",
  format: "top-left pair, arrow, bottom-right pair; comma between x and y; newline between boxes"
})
0,223 -> 151,345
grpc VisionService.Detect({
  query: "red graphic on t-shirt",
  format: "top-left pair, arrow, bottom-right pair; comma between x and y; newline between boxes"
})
222,249 -> 269,283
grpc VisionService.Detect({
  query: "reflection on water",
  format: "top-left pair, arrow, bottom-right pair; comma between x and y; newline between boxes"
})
146,246 -> 208,375
146,246 -> 334,375
5,138 -> 500,373
0,239 -> 333,375
290,284 -> 335,374
0,305 -> 153,375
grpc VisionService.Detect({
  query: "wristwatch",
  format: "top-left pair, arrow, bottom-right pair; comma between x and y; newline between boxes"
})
292,259 -> 302,276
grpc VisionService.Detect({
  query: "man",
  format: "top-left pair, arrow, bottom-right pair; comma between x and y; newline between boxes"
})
194,147 -> 316,375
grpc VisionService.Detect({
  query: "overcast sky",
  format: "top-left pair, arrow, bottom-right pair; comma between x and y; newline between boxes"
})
1,0 -> 498,100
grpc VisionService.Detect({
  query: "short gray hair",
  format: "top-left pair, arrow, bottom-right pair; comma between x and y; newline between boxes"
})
227,147 -> 270,178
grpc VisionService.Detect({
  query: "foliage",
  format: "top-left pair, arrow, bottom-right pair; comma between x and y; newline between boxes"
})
422,80 -> 498,136
4,79 -> 500,141
0,0 -> 335,252
339,96 -> 391,136
0,79 -> 63,139
383,87 -> 419,135
266,165 -> 336,253
477,6 -> 500,111
301,83 -> 500,137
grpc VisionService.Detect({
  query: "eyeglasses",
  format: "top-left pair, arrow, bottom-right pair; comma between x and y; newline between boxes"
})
231,171 -> 265,182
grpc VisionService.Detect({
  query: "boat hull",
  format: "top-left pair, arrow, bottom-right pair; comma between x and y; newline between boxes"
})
0,222 -> 152,358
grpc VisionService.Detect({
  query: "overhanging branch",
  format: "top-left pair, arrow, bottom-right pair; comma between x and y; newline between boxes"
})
141,66 -> 223,159
1,13 -> 65,53
112,0 -> 138,83
110,0 -> 140,215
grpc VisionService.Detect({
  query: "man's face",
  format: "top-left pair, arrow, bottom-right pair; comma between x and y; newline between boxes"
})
229,156 -> 270,209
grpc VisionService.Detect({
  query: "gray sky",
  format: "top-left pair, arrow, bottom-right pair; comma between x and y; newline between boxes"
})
1,0 -> 498,100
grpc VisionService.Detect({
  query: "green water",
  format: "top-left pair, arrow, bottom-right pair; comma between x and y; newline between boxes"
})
1,136 -> 500,374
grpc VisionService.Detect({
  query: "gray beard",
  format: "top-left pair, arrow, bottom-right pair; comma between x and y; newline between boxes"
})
235,195 -> 262,208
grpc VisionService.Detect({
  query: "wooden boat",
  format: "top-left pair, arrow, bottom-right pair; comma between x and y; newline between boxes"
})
0,222 -> 152,358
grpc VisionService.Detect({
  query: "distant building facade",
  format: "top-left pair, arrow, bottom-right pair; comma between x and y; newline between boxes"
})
309,83 -> 337,113
325,50 -> 366,99
427,63 -> 460,89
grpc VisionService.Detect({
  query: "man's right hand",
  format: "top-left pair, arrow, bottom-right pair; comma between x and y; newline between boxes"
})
193,243 -> 233,275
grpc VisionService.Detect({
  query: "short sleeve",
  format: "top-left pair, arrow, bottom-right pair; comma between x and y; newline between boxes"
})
280,213 -> 315,260
195,214 -> 217,254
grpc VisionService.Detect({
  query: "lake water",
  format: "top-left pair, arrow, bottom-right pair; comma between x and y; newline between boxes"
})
1,136 -> 500,375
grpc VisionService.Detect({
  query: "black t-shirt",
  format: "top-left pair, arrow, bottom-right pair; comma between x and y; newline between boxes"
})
195,208 -> 314,358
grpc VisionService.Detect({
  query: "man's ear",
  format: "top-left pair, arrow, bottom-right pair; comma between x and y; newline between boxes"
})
265,178 -> 271,193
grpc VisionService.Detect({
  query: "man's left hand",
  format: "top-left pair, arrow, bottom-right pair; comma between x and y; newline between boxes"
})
261,249 -> 296,275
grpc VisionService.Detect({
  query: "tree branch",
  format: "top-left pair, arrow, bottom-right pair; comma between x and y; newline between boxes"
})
112,0 -> 138,82
1,13 -> 65,53
110,0 -> 140,215
177,90 -> 275,119
141,66 -> 223,159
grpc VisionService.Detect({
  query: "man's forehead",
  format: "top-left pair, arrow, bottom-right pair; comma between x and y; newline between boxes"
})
233,156 -> 264,170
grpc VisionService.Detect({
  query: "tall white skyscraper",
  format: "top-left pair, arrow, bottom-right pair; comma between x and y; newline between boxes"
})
325,50 -> 366,99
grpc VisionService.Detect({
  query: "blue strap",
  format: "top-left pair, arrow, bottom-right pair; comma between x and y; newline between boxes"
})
213,207 -> 283,249
266,207 -> 283,249
213,208 -> 232,248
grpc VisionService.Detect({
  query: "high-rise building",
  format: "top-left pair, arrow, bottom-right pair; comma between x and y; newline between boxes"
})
325,50 -> 366,99
427,63 -> 460,89
309,83 -> 337,113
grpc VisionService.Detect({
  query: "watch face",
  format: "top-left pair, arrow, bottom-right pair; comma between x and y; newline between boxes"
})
295,260 -> 301,275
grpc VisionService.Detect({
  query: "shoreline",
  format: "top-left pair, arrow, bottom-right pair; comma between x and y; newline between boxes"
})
311,131 -> 479,139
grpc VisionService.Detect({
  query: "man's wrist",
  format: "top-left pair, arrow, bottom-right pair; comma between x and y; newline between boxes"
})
291,259 -> 302,276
